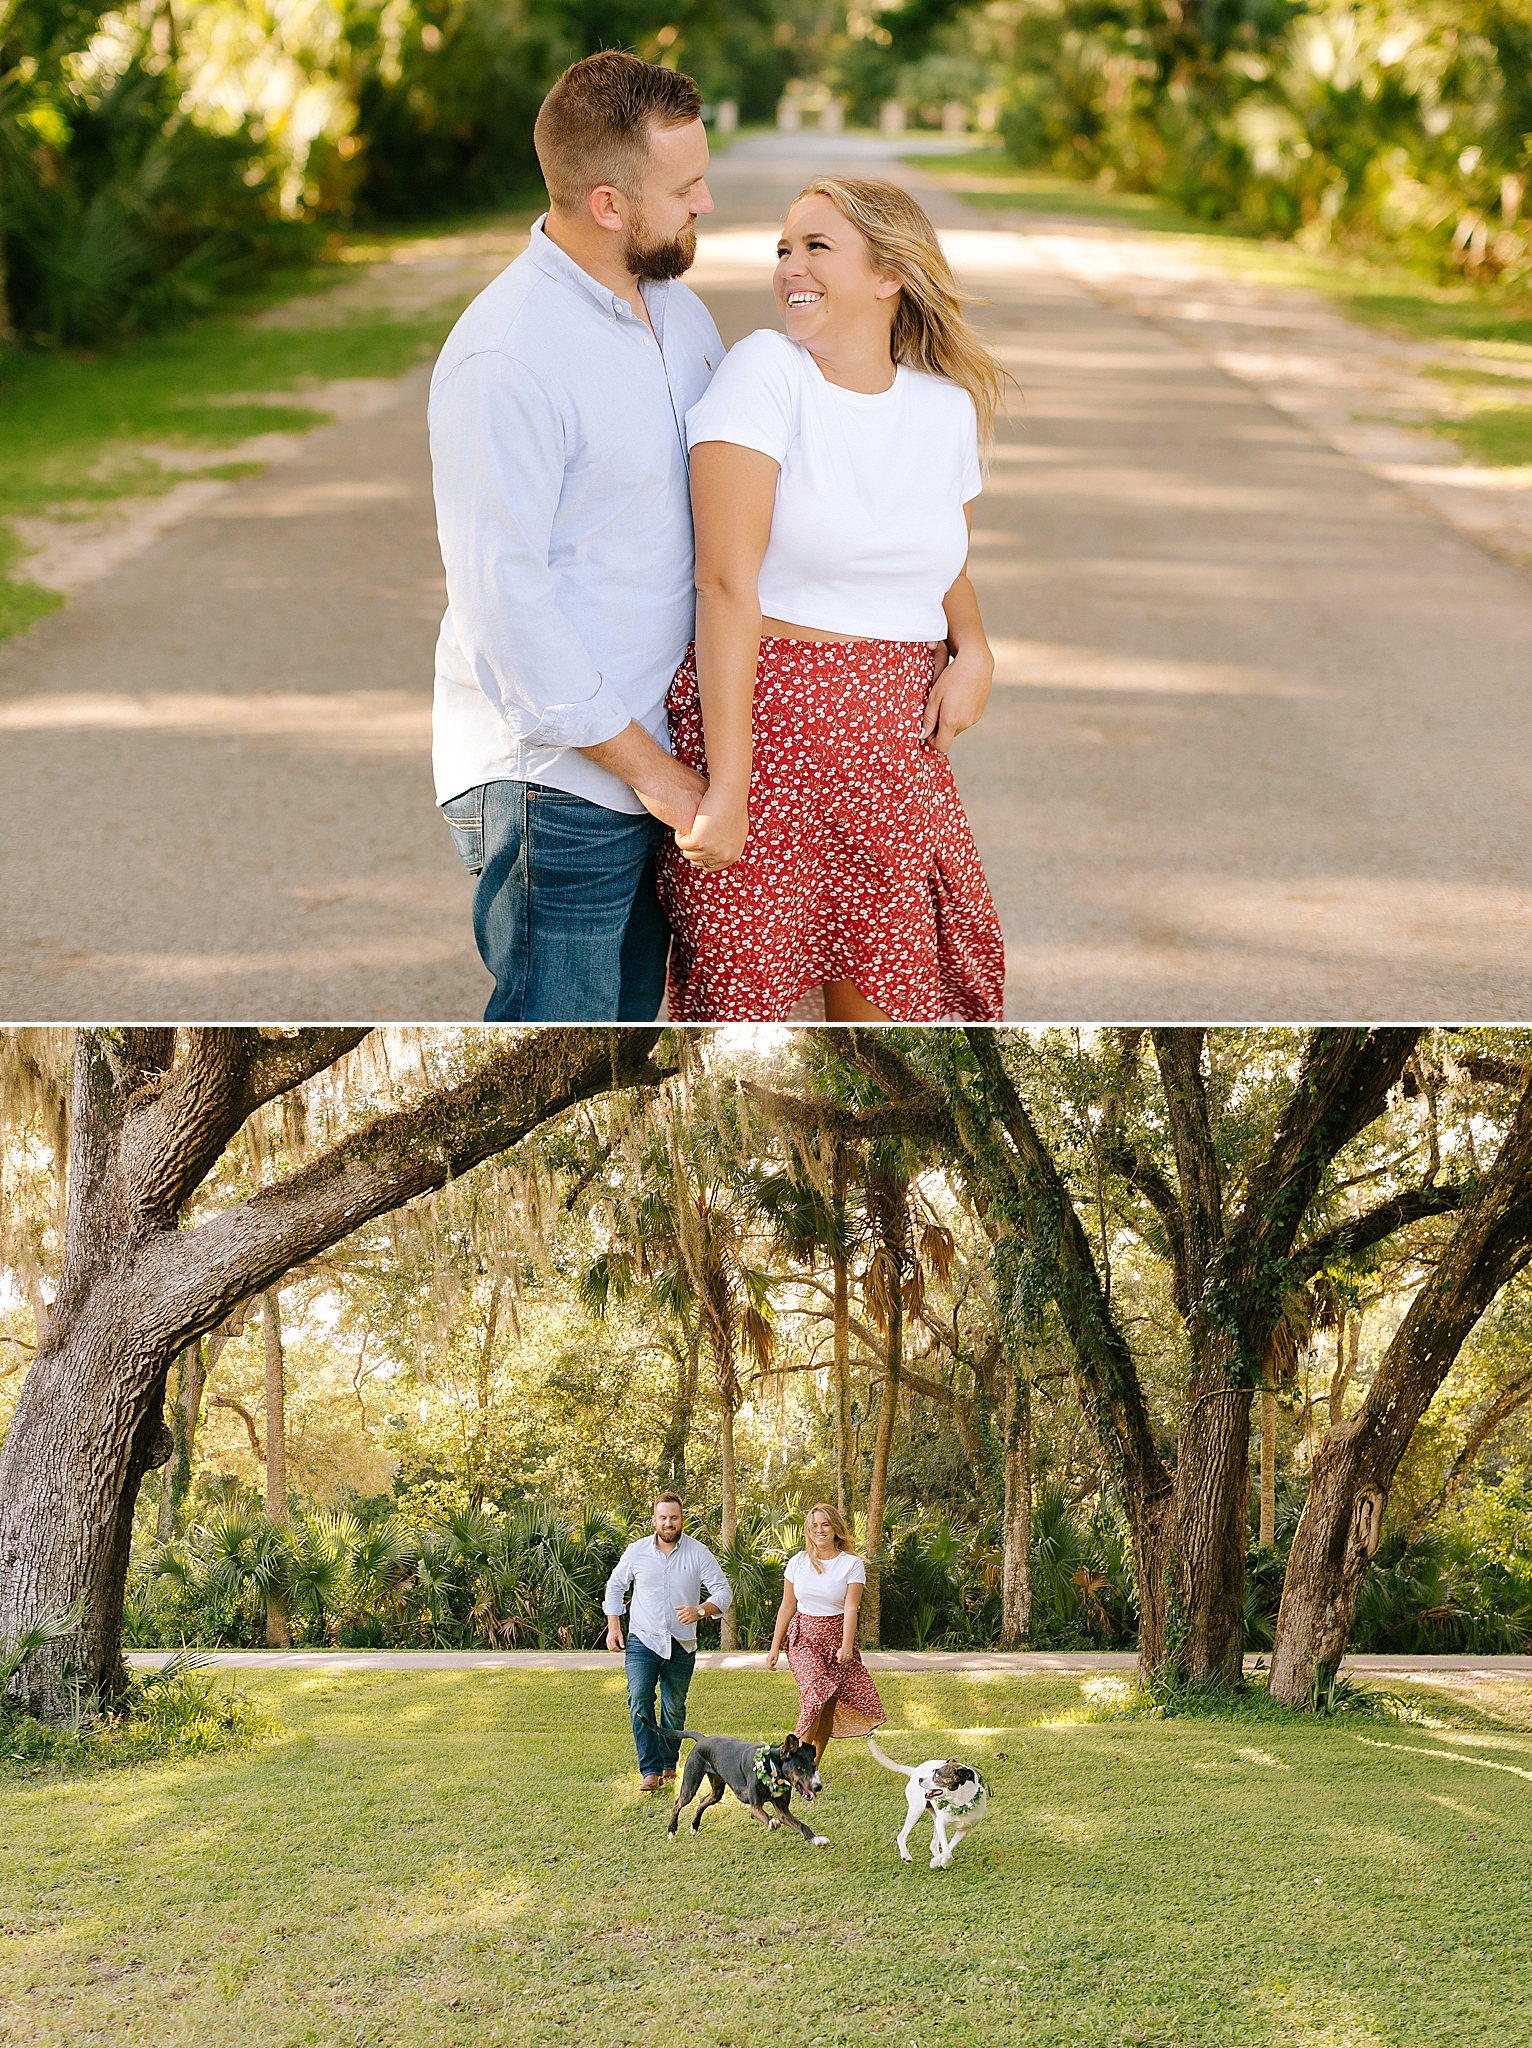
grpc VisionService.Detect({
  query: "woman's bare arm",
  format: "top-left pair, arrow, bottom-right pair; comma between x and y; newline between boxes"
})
924,506 -> 994,754
674,440 -> 780,869
767,1578 -> 798,1668
838,1580 -> 863,1664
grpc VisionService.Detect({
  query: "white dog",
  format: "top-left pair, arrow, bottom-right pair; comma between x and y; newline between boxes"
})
867,1737 -> 989,1868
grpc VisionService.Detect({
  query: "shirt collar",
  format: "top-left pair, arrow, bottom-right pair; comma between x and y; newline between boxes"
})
529,215 -> 667,327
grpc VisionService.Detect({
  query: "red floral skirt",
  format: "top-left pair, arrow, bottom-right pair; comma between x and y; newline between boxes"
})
784,1611 -> 886,1741
656,636 -> 1005,1022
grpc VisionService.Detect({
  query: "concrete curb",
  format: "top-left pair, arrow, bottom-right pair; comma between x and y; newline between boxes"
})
124,1649 -> 1532,1677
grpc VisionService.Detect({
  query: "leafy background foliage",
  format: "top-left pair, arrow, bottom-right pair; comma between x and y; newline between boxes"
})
4,2 -> 1530,345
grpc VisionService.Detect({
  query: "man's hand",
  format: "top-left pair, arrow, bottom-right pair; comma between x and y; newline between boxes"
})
673,783 -> 749,871
922,640 -> 993,755
605,1619 -> 624,1652
580,722 -> 707,833
674,1604 -> 706,1625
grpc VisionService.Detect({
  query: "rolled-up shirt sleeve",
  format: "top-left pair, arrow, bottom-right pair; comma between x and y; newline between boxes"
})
603,1545 -> 637,1617
430,349 -> 633,750
700,1547 -> 734,1614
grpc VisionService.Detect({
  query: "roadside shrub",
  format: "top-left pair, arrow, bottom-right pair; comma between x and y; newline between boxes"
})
1,16 -> 308,346
999,1 -> 1532,285
124,1467 -> 1530,1656
348,0 -> 559,221
130,1495 -> 632,1651
3,1622 -> 274,1775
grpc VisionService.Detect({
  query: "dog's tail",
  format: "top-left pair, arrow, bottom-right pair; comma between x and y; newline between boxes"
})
636,1713 -> 702,1750
866,1735 -> 918,1778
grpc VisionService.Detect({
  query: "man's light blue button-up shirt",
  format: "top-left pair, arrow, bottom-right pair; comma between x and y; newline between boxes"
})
428,218 -> 723,814
604,1531 -> 734,1659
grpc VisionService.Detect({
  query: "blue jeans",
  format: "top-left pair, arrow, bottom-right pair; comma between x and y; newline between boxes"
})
625,1637 -> 696,1778
441,781 -> 671,1021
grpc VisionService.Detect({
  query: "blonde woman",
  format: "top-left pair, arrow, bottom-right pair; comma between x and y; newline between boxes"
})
656,177 -> 1008,1022
768,1503 -> 886,1761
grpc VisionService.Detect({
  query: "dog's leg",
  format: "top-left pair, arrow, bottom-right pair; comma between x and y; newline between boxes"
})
929,1810 -> 950,1869
938,1821 -> 967,1869
668,1751 -> 706,1839
895,1790 -> 921,1864
689,1772 -> 727,1835
773,1798 -> 829,1847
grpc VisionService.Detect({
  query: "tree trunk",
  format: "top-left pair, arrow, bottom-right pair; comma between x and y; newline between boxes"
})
1156,1379 -> 1253,1683
477,1275 -> 503,1415
154,1339 -> 210,1543
0,1025 -> 664,1717
1329,1314 -> 1359,1426
262,1290 -> 290,1649
999,1351 -> 1032,1647
1259,1384 -> 1277,1548
660,1328 -> 700,1493
718,1396 -> 739,1651
831,1143 -> 852,1515
1270,1075 -> 1532,1704
860,1276 -> 901,1651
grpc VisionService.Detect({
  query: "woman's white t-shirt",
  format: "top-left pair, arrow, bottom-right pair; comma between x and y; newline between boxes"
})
684,329 -> 981,642
784,1547 -> 867,1616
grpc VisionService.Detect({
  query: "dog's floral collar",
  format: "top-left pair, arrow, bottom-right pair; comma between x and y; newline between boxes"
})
754,1746 -> 790,1795
928,1768 -> 985,1815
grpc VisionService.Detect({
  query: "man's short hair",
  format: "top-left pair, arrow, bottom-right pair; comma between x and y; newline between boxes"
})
534,51 -> 703,212
654,1491 -> 684,1510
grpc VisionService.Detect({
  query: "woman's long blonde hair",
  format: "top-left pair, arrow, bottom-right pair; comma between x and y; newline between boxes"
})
793,176 -> 1014,446
803,1502 -> 855,1571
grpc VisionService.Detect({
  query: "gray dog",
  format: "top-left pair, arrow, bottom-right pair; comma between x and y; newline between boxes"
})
642,1717 -> 829,1846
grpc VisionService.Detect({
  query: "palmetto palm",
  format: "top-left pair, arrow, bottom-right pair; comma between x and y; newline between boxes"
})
582,1078 -> 776,1646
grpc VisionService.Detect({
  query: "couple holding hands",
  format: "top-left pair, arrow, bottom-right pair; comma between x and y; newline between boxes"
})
603,1494 -> 886,1788
430,50 -> 1007,1025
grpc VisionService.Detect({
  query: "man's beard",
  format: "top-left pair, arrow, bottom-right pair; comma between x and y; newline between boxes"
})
622,209 -> 698,281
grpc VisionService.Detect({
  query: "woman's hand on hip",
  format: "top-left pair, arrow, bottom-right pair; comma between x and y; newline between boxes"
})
674,783 -> 749,870
923,641 -> 994,755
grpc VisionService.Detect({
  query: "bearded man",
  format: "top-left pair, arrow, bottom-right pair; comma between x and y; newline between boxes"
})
429,52 -> 722,1019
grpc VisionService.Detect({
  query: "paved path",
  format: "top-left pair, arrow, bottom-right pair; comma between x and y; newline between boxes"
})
126,1647 -> 1532,1678
4,132 -> 1531,1019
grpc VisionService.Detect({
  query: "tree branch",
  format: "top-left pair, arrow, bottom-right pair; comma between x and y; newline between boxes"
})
1236,1030 -> 1421,1259
961,1030 -> 1172,1512
208,1395 -> 264,1463
1415,1364 -> 1532,1529
132,1030 -> 666,1352
1289,1185 -> 1465,1284
121,1028 -> 372,1228
1340,1073 -> 1532,1476
1151,1029 -> 1222,1316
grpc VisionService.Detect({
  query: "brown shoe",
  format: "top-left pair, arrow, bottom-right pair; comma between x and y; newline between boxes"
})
640,1773 -> 664,1791
662,1769 -> 676,1782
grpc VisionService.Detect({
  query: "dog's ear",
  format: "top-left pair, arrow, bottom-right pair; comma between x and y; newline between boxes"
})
781,1734 -> 801,1755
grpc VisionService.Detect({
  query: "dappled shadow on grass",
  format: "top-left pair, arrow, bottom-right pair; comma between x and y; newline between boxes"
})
3,1669 -> 1529,2048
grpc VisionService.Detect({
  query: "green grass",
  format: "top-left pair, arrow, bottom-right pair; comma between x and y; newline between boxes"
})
906,152 -> 1532,356
2,1669 -> 1528,2047
0,314 -> 454,524
0,526 -> 64,639
1428,405 -> 1532,467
